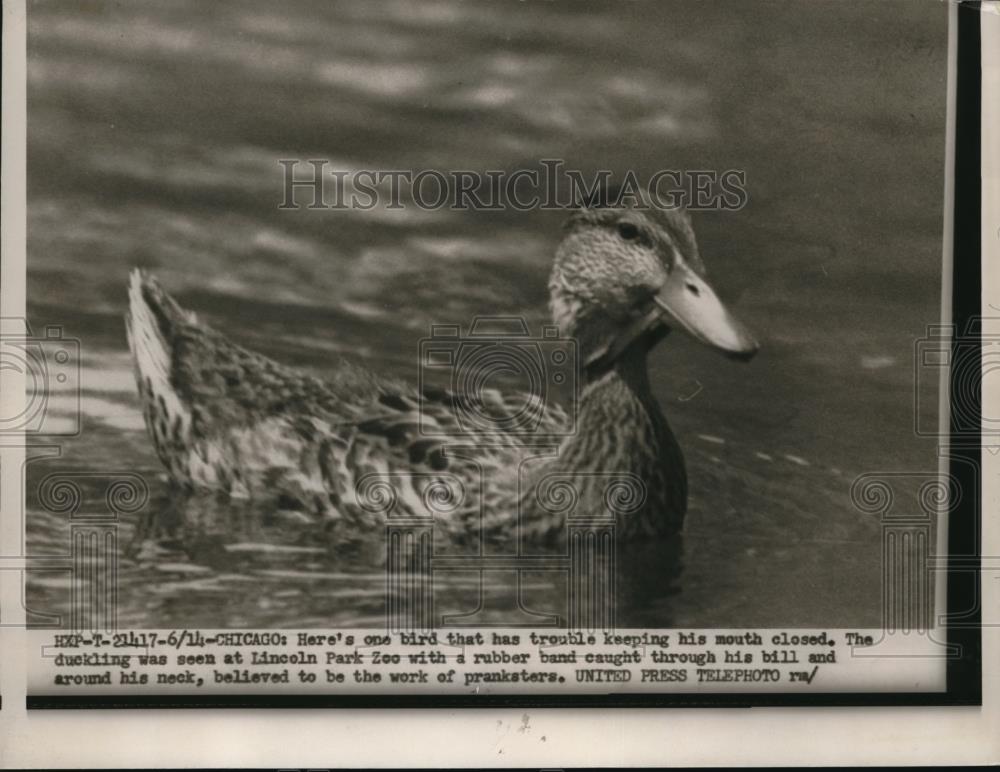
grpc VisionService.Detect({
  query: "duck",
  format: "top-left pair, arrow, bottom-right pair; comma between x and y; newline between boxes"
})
126,195 -> 758,555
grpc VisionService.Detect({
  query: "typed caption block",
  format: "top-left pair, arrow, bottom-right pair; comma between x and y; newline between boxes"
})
28,628 -> 947,695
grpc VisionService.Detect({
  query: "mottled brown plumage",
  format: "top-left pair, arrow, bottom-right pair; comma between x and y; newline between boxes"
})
127,198 -> 757,551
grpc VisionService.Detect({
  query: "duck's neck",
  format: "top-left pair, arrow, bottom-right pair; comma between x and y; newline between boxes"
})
583,338 -> 656,398
550,338 -> 686,538
577,340 -> 666,457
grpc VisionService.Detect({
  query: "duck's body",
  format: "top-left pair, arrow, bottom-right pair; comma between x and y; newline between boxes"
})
127,196 -> 757,552
128,273 -> 685,545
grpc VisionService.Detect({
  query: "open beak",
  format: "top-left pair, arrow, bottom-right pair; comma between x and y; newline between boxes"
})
653,260 -> 759,361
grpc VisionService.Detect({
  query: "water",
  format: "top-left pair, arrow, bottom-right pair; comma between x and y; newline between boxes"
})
25,0 -> 947,628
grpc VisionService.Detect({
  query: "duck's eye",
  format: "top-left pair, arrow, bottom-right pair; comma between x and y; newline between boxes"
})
617,222 -> 640,241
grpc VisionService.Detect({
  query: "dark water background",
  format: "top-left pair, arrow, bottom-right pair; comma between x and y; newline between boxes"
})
25,0 -> 946,628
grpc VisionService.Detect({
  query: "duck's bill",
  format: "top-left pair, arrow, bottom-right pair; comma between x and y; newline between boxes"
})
653,262 -> 759,361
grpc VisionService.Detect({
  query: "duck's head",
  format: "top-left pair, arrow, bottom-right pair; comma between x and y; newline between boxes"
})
550,196 -> 759,375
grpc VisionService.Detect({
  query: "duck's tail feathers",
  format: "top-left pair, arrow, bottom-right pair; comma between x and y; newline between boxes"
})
126,270 -> 195,462
126,268 -> 196,379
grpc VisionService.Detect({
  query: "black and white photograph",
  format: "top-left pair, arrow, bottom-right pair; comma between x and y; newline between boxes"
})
0,0 -> 990,725
3,0 -> 999,765
20,0 -> 949,628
